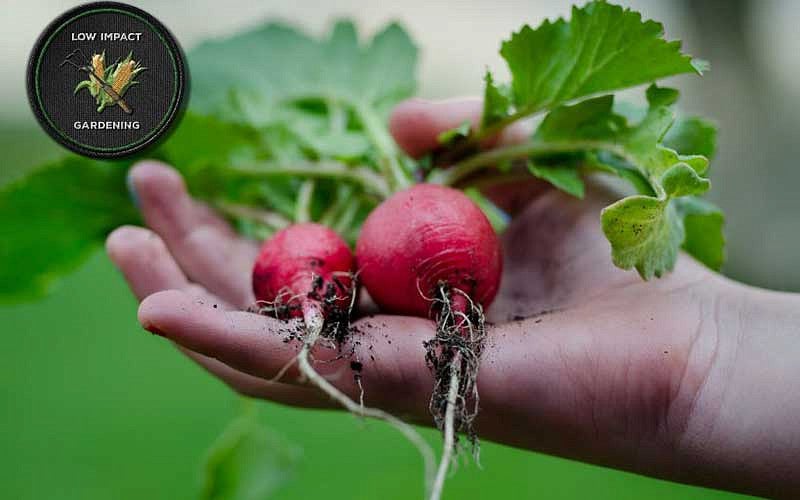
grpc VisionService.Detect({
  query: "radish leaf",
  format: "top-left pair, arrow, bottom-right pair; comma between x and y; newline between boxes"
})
528,163 -> 585,198
676,197 -> 726,270
519,85 -> 719,278
190,20 -> 416,128
493,1 -> 706,126
0,158 -> 139,302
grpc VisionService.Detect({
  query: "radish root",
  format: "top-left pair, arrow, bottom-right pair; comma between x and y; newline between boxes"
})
256,274 -> 436,496
425,284 -> 487,500
430,355 -> 461,500
296,311 -> 436,495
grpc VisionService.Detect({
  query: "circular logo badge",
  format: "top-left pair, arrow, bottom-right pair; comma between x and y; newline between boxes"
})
27,2 -> 187,159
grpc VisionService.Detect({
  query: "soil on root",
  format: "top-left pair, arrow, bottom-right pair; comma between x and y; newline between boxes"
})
424,283 -> 487,455
249,272 -> 365,384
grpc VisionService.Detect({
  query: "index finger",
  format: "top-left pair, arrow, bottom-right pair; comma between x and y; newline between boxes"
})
138,289 -> 436,418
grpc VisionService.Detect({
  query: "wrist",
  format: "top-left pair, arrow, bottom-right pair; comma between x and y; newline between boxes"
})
675,279 -> 800,498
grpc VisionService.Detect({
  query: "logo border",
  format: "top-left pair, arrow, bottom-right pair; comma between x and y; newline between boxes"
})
26,1 -> 188,159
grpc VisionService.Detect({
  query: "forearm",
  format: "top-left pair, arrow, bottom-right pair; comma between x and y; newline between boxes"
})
676,280 -> 800,498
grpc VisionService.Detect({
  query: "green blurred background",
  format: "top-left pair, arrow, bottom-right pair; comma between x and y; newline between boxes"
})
2,0 -> 795,498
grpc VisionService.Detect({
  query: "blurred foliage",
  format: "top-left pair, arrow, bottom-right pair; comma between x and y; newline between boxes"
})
0,157 -> 139,302
201,402 -> 300,500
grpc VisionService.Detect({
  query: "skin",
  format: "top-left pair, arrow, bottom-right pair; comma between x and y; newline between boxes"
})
107,97 -> 800,499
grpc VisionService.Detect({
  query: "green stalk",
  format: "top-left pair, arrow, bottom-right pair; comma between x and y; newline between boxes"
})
327,98 -> 347,133
214,201 -> 291,231
295,180 -> 315,223
332,198 -> 360,235
428,139 -> 625,186
319,185 -> 355,226
353,100 -> 413,192
229,161 -> 390,198
437,105 -> 538,162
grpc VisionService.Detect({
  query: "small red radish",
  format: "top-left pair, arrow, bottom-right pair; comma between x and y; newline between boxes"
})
356,183 -> 503,500
356,183 -> 502,318
252,222 -> 354,325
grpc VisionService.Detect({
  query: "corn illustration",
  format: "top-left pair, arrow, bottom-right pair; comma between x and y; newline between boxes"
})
73,51 -> 145,113
110,53 -> 144,95
111,62 -> 133,93
91,53 -> 105,78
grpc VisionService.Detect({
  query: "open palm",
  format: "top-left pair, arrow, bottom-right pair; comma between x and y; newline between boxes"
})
108,98 -> 799,499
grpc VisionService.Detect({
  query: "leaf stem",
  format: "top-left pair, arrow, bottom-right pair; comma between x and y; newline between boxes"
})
440,105 -> 538,162
295,180 -> 315,223
353,100 -> 413,192
214,201 -> 291,230
327,98 -> 347,133
319,184 -> 354,226
332,197 -> 360,235
228,161 -> 390,198
429,139 -> 624,186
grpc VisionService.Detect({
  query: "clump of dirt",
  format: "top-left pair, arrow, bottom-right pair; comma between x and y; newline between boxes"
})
250,273 -> 370,385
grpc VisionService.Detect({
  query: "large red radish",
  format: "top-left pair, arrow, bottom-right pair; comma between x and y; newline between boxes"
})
356,184 -> 503,500
356,183 -> 502,317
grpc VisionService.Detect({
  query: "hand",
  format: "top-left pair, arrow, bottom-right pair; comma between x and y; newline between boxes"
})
107,98 -> 800,499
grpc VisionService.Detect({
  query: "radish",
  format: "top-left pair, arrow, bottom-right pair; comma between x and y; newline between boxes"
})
356,184 -> 502,500
251,222 -> 435,491
252,222 -> 354,326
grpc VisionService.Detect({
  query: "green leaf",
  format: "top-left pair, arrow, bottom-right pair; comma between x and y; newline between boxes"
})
664,116 -> 718,159
675,196 -> 725,270
189,20 -> 416,124
660,162 -> 710,198
600,163 -> 711,279
201,406 -> 300,500
359,22 -> 418,109
645,84 -> 680,107
529,85 -> 719,278
188,19 -> 417,188
584,152 -> 655,195
0,158 -> 138,302
601,196 -> 681,279
159,113 -> 262,170
437,120 -> 471,146
613,102 -> 718,161
482,70 -> 512,128
534,94 -> 624,142
73,79 -> 92,94
495,1 -> 705,122
300,129 -> 372,160
528,163 -> 585,198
